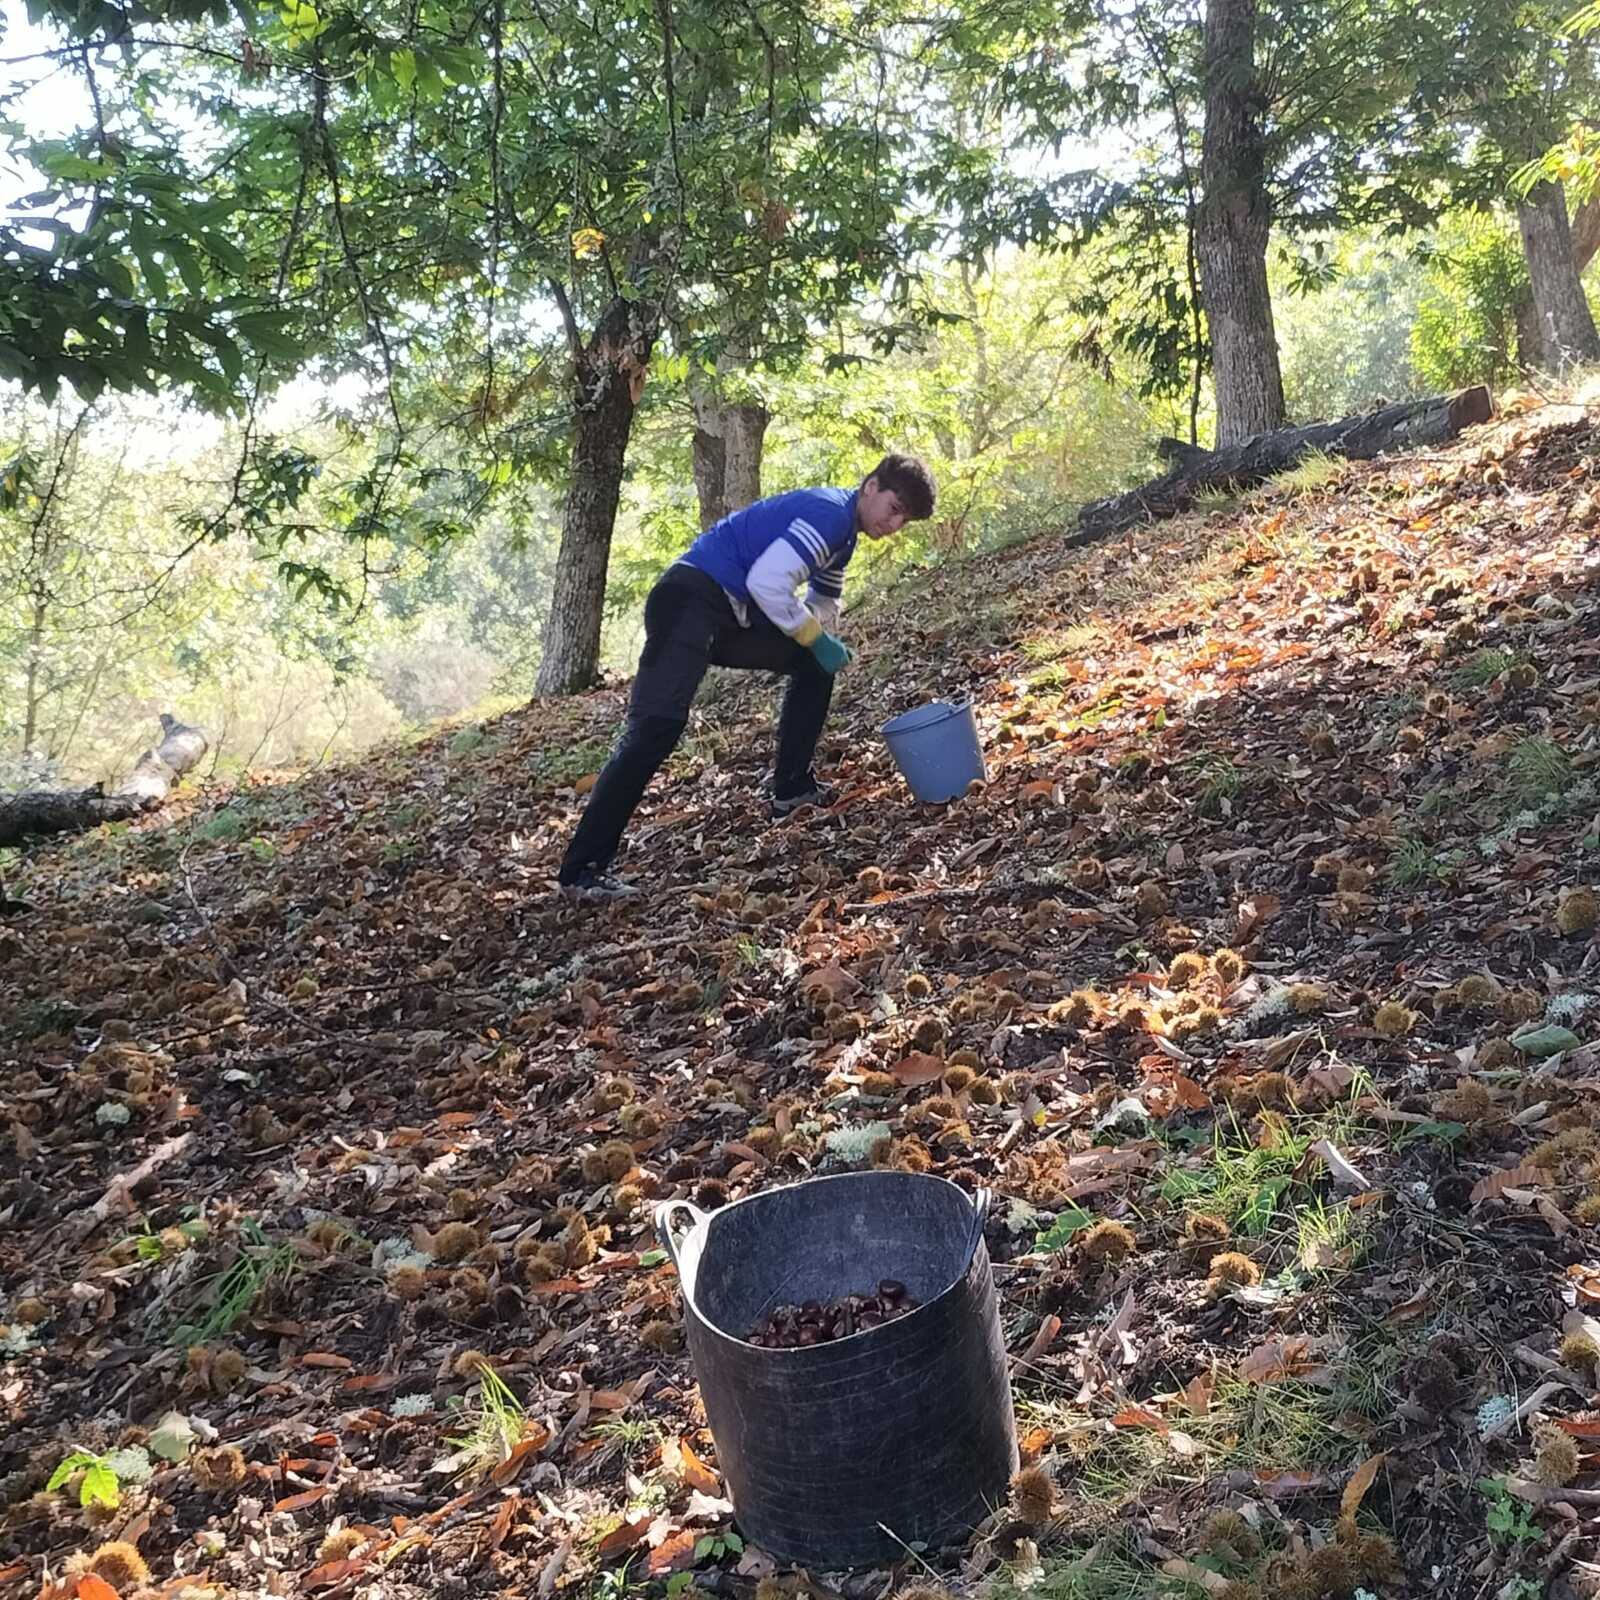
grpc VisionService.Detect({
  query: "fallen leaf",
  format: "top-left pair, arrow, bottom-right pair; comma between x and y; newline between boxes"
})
1340,1452 -> 1386,1517
1471,1163 -> 1550,1204
1235,892 -> 1281,943
1253,1468 -> 1332,1498
302,1558 -> 367,1590
1310,1139 -> 1371,1191
890,1051 -> 945,1086
1183,1374 -> 1212,1416
662,1435 -> 721,1495
1240,1338 -> 1332,1386
1111,1405 -> 1168,1433
646,1530 -> 699,1576
76,1579 -> 122,1600
574,773 -> 598,795
799,963 -> 859,1004
300,1352 -> 353,1369
490,1426 -> 551,1485
595,1516 -> 652,1559
274,1485 -> 333,1513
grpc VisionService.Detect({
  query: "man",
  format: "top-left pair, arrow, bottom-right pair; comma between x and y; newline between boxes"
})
556,453 -> 937,899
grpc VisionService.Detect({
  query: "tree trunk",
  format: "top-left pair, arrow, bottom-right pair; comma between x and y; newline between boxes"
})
1516,179 -> 1600,376
689,358 -> 768,529
0,713 -> 208,847
536,294 -> 660,697
1196,0 -> 1285,446
1074,385 -> 1493,543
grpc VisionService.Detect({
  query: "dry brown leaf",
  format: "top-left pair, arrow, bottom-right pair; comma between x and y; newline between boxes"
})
1470,1163 -> 1550,1204
646,1530 -> 700,1576
661,1435 -> 721,1495
1340,1452 -> 1386,1517
273,1485 -> 333,1513
890,1051 -> 945,1086
1239,1337 -> 1332,1386
1183,1374 -> 1212,1416
1110,1404 -> 1168,1433
76,1579 -> 122,1600
595,1517 -> 652,1559
302,1559 -> 368,1591
799,962 -> 859,1003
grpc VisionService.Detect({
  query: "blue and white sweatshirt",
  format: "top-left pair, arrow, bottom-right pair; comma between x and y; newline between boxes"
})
680,487 -> 859,639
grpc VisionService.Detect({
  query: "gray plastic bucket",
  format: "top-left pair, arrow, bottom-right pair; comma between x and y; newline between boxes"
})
881,699 -> 985,803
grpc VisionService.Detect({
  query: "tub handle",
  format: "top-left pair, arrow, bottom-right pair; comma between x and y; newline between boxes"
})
655,1199 -> 709,1271
967,1186 -> 992,1258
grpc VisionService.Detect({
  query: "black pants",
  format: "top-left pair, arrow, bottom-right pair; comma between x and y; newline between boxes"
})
558,565 -> 834,881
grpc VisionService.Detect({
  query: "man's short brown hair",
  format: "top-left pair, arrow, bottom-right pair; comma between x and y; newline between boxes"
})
867,453 -> 936,520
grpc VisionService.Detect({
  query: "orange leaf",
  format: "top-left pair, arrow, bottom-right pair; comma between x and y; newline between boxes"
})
1019,1425 -> 1054,1460
490,1426 -> 552,1485
300,1353 -> 353,1369
1340,1453 -> 1386,1518
436,1111 -> 480,1128
274,1485 -> 333,1513
1183,1375 -> 1212,1416
1470,1163 -> 1550,1204
76,1579 -> 121,1600
1556,1418 -> 1600,1437
342,1372 -> 403,1392
890,1051 -> 945,1086
589,1390 -> 633,1412
1170,1073 -> 1210,1110
574,773 -> 598,796
670,1436 -> 721,1495
646,1530 -> 700,1576
531,1276 -> 587,1295
1111,1405 -> 1169,1435
595,1517 -> 652,1559
302,1559 -> 367,1591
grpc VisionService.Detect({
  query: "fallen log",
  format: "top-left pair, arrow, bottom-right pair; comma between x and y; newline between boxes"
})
0,713 -> 209,848
1073,385 -> 1495,544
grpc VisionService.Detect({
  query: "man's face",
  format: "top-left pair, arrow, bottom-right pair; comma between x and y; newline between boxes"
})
858,475 -> 913,539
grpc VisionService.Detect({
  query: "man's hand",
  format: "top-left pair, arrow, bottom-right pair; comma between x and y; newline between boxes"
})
809,631 -> 852,674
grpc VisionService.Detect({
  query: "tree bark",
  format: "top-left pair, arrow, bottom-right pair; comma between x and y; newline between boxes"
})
0,713 -> 208,847
1196,0 -> 1285,446
689,359 -> 768,529
1074,385 -> 1493,543
1516,179 -> 1600,375
536,292 -> 661,697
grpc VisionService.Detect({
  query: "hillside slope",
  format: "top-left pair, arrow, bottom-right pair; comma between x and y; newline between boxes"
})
6,397 -> 1600,1600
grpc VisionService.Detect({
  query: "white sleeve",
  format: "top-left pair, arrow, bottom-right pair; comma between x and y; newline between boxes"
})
808,594 -> 841,631
747,538 -> 814,636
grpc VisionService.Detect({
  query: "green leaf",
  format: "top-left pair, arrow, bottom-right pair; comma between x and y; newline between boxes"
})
234,311 -> 301,361
81,1463 -> 120,1508
37,151 -> 116,181
1033,1204 -> 1095,1251
1395,1119 -> 1467,1149
47,1452 -> 94,1492
390,47 -> 416,93
1238,1176 -> 1291,1237
1511,1024 -> 1581,1058
638,1248 -> 667,1268
168,244 -> 207,298
693,1535 -> 716,1561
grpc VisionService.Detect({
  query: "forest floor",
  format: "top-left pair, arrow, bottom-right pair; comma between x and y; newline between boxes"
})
7,393 -> 1600,1600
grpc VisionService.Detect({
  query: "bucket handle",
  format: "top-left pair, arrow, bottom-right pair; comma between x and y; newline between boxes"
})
966,1186 -> 992,1260
655,1199 -> 709,1271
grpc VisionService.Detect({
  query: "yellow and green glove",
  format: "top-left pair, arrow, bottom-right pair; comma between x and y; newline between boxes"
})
792,613 -> 852,674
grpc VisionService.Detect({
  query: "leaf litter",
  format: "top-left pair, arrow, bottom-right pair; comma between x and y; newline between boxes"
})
6,403 -> 1600,1596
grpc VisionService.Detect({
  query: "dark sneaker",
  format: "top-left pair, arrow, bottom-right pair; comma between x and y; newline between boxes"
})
559,868 -> 642,901
770,782 -> 839,819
